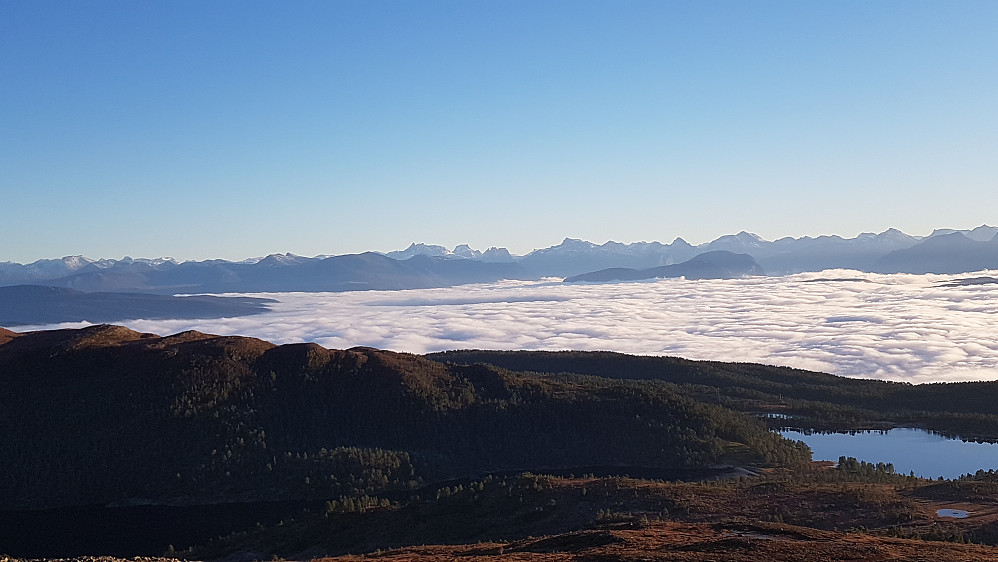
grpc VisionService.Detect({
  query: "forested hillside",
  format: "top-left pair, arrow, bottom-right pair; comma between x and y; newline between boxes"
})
0,325 -> 807,511
8,326 -> 998,560
428,350 -> 998,440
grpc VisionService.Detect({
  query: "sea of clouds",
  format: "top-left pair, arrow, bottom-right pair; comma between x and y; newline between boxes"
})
18,270 -> 998,383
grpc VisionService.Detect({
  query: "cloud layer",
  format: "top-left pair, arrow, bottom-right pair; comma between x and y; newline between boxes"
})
17,270 -> 998,383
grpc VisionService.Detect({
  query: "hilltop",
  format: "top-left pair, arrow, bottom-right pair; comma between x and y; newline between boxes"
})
0,324 -> 805,512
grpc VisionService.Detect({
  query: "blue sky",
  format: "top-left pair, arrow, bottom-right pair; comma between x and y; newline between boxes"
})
2,1 -> 996,262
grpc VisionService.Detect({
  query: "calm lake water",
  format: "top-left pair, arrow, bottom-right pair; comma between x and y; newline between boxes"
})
781,428 -> 998,479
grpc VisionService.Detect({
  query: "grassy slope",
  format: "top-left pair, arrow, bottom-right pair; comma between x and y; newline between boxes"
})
188,469 -> 998,560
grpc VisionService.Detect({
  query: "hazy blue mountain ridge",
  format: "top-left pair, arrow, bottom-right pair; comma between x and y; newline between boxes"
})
2,226 -> 996,296
516,238 -> 700,277
873,232 -> 998,274
564,251 -> 764,282
3,252 -> 531,295
928,225 -> 998,241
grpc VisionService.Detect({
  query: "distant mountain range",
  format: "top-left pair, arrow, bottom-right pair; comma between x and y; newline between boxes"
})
1,226 -> 996,298
564,251 -> 764,283
0,252 -> 532,295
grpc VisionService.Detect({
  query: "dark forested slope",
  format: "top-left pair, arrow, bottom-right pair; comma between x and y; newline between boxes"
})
9,329 -> 998,560
0,325 -> 806,511
428,350 -> 998,440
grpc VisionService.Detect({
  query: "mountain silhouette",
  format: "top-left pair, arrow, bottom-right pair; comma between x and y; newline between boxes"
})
3,225 -> 996,295
564,251 -> 764,282
874,233 -> 998,274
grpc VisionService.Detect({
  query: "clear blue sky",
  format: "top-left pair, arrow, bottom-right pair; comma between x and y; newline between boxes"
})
3,1 -> 996,262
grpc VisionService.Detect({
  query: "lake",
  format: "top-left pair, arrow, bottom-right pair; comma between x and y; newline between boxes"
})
781,428 -> 998,479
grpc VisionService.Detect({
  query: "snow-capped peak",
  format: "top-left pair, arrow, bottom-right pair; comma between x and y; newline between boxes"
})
452,244 -> 483,259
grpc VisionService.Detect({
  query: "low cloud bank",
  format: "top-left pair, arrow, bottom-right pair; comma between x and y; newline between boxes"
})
16,271 -> 998,383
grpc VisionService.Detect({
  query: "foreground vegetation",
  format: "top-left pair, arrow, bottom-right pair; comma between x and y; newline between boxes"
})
2,326 -> 998,560
184,465 -> 998,560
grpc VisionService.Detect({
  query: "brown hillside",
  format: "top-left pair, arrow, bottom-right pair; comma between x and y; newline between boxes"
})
0,326 -> 20,345
314,521 -> 998,561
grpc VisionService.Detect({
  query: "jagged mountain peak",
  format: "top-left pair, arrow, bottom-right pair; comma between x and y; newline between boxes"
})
558,238 -> 598,250
386,242 -> 451,260
970,224 -> 998,241
58,255 -> 94,267
481,247 -> 514,262
385,242 -> 497,260
704,231 -> 765,251
869,228 -> 917,243
452,244 -> 482,259
257,253 -> 311,267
